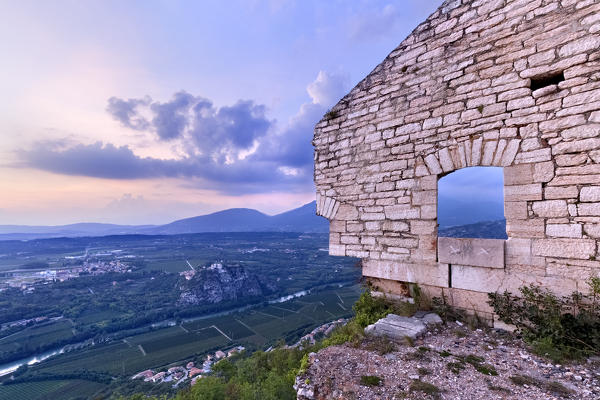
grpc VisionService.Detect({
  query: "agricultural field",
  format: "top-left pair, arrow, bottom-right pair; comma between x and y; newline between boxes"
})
1,232 -> 360,370
0,379 -> 105,400
0,232 -> 361,399
0,320 -> 74,355
0,285 -> 361,399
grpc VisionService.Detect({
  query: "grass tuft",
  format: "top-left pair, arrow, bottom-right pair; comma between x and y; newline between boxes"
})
360,375 -> 382,387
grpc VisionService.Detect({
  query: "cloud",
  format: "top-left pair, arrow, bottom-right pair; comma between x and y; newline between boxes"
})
19,71 -> 349,195
107,91 -> 273,164
150,91 -> 197,140
306,71 -> 349,107
18,141 -> 194,179
106,96 -> 151,130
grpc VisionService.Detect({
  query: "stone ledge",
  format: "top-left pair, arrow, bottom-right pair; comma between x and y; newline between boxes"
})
438,237 -> 505,269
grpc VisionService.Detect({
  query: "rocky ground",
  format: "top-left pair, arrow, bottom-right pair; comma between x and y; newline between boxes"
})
295,320 -> 600,400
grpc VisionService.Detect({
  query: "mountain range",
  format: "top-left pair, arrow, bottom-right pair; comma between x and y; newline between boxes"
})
0,201 -> 329,240
0,197 -> 508,240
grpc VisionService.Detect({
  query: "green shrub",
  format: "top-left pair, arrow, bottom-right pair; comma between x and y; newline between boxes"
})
353,290 -> 415,328
321,319 -> 364,347
359,375 -> 382,387
409,380 -> 441,397
488,276 -> 600,362
509,374 -> 572,397
363,336 -> 395,355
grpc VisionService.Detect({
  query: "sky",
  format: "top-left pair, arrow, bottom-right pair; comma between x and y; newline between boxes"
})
0,0 -> 447,225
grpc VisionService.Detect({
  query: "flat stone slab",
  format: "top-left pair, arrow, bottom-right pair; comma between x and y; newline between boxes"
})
438,237 -> 505,269
364,314 -> 427,341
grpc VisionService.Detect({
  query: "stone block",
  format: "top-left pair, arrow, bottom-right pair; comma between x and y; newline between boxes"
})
329,244 -> 346,257
555,153 -> 588,167
553,138 -> 600,154
384,205 -> 420,220
559,36 -> 600,58
329,220 -> 346,233
481,140 -> 498,165
450,265 -> 505,293
506,219 -> 545,238
410,220 -> 437,235
424,153 -> 443,175
442,287 -> 495,315
504,201 -> 527,219
382,221 -> 409,232
438,237 -> 505,269
505,237 -> 531,259
504,164 -> 533,185
578,202 -> 600,216
504,183 -> 542,201
532,238 -> 596,259
533,161 -> 554,183
452,264 -> 578,297
500,139 -> 521,166
546,223 -> 582,238
362,260 -> 449,288
580,186 -> 600,202
544,186 -> 579,199
412,190 -> 436,205
420,204 -> 437,220
335,204 -> 359,220
471,137 -> 483,166
532,199 -> 569,217
438,147 -> 454,172
583,224 -> 600,238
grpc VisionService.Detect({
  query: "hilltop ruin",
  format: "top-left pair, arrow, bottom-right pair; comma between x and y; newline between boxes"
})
313,0 -> 600,322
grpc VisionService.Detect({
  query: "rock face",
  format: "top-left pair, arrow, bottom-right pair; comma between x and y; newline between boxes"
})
178,263 -> 269,305
313,0 -> 600,320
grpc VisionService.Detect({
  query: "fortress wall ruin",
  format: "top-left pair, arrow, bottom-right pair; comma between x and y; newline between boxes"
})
313,0 -> 600,321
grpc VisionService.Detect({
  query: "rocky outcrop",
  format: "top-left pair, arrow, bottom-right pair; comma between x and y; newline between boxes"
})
178,263 -> 270,305
295,320 -> 600,400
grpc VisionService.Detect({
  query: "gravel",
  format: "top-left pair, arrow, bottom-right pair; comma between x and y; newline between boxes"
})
295,322 -> 600,399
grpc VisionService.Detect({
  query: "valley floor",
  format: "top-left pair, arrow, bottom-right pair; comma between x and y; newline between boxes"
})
296,321 -> 600,400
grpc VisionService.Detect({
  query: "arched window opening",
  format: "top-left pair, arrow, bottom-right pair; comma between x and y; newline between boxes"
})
437,167 -> 506,239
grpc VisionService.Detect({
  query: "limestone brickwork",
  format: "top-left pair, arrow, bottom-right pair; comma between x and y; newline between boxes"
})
313,0 -> 600,321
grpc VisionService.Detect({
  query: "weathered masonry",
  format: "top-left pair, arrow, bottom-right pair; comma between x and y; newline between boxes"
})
313,0 -> 600,321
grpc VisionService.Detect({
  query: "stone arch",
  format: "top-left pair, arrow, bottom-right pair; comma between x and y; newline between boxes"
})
414,137 -> 522,178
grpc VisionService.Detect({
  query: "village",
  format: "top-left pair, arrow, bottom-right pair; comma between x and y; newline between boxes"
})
130,317 -> 349,389
131,346 -> 246,388
0,259 -> 131,294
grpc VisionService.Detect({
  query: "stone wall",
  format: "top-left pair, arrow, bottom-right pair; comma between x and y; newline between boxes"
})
313,0 -> 600,321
